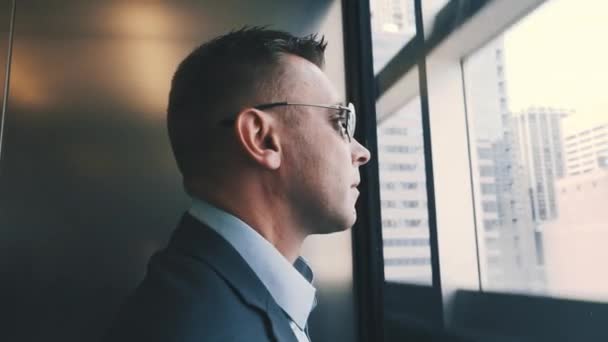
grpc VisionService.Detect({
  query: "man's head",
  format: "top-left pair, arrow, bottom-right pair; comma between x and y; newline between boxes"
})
167,27 -> 370,236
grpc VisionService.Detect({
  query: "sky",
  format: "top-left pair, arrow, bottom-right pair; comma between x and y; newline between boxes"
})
503,0 -> 608,134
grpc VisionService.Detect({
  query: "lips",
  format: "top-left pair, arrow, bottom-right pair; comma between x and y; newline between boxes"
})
352,188 -> 360,201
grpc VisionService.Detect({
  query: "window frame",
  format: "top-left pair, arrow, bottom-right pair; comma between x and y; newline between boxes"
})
343,0 -> 608,341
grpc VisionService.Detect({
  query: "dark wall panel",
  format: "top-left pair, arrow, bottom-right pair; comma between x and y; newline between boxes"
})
0,0 -> 11,140
0,1 -> 354,341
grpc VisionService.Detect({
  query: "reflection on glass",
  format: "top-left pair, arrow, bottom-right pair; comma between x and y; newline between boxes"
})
370,0 -> 416,73
377,97 -> 431,284
463,0 -> 608,301
370,0 -> 450,73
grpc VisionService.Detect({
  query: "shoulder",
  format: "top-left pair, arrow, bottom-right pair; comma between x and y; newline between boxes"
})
104,249 -> 271,342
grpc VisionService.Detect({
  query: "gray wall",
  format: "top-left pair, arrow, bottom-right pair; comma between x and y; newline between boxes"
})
0,1 -> 356,341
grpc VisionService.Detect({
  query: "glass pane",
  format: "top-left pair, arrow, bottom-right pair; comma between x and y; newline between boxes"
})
377,96 -> 432,284
370,0 -> 449,74
370,0 -> 416,73
371,1 -> 449,286
463,0 -> 608,301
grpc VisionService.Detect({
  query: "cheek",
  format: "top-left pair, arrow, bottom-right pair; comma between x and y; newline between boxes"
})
324,147 -> 354,194
287,126 -> 352,188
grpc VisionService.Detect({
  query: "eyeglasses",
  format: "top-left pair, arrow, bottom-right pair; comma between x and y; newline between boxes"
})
219,102 -> 357,142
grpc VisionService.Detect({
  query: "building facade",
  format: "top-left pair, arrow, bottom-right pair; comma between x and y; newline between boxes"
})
563,123 -> 608,177
377,98 -> 432,284
512,107 -> 568,222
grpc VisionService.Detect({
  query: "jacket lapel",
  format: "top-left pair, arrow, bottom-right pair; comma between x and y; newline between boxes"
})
266,297 -> 300,342
168,213 -> 298,342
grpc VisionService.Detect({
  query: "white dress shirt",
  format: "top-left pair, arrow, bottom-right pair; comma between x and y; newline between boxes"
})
189,198 -> 317,342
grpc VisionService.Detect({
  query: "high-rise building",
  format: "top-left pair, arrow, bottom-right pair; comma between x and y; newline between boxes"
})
475,139 -> 503,282
370,0 -> 416,72
377,99 -> 431,284
465,36 -> 545,292
512,107 -> 568,222
563,123 -> 608,176
372,0 -> 450,284
369,0 -> 450,71
370,0 -> 416,35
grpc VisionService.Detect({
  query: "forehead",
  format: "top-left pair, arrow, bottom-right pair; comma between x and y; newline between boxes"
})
280,54 -> 341,104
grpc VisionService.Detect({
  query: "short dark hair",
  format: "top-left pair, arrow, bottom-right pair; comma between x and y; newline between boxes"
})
167,26 -> 327,178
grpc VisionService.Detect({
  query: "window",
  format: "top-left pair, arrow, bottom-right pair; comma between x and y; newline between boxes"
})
370,0 -> 449,73
477,147 -> 493,159
383,237 -> 430,247
382,218 -> 424,228
464,0 -> 608,301
380,162 -> 417,171
479,165 -> 495,177
482,201 -> 498,212
372,0 -> 435,285
370,0 -> 417,72
481,183 -> 497,195
359,0 -> 608,341
376,97 -> 432,285
484,219 -> 500,231
384,257 -> 432,266
381,127 -> 409,135
381,145 -> 421,154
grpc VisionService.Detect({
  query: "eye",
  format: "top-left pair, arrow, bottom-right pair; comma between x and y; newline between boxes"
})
333,117 -> 345,127
331,116 -> 349,139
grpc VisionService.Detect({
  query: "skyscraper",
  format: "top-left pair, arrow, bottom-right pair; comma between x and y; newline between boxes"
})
512,107 -> 568,222
465,36 -> 545,292
370,0 -> 416,35
378,98 -> 432,284
370,0 -> 416,72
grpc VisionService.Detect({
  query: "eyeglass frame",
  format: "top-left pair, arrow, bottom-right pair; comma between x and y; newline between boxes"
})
219,102 -> 357,142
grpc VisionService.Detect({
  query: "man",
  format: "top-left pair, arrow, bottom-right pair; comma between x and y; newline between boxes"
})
104,27 -> 371,342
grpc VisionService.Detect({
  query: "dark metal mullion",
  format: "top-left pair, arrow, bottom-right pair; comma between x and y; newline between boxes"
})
0,0 -> 16,165
342,0 -> 385,341
414,0 -> 445,327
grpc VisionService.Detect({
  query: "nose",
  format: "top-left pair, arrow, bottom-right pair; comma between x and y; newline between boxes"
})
351,138 -> 371,166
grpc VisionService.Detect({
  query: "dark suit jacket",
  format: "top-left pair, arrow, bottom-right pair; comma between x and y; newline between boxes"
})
103,213 -> 298,342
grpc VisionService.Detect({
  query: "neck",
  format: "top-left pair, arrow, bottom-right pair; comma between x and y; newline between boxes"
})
190,178 -> 306,263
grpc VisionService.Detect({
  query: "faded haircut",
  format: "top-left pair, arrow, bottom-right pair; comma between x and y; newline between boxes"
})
167,26 -> 327,178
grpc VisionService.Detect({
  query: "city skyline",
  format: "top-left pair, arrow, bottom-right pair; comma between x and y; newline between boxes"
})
373,0 -> 607,295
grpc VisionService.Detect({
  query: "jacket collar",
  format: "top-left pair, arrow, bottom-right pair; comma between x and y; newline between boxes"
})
188,198 -> 316,329
168,213 -> 298,342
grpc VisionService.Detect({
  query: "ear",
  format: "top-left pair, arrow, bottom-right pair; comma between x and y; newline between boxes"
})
234,108 -> 281,170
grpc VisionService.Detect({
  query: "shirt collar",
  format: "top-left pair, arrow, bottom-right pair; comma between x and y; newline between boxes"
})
188,198 -> 316,329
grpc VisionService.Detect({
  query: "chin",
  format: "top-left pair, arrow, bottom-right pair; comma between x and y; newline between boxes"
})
333,211 -> 358,234
325,226 -> 351,235
307,205 -> 358,235
312,217 -> 354,235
